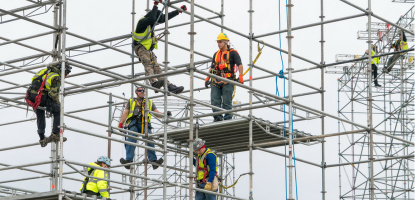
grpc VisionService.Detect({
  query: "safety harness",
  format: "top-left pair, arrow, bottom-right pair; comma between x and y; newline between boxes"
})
196,149 -> 218,183
210,49 -> 239,89
25,70 -> 50,110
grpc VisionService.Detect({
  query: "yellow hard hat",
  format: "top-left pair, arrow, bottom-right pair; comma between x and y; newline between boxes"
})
216,33 -> 229,41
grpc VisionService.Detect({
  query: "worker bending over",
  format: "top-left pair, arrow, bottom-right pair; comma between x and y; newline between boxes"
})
193,138 -> 218,200
26,63 -> 71,147
80,156 -> 111,199
118,87 -> 170,169
132,0 -> 186,94
385,31 -> 408,73
205,33 -> 244,122
366,45 -> 381,87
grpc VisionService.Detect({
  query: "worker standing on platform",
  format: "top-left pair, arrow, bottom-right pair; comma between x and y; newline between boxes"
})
193,138 -> 218,200
366,45 -> 382,87
25,63 -> 71,147
118,87 -> 171,170
205,33 -> 244,122
132,0 -> 186,94
80,156 -> 111,199
385,31 -> 408,73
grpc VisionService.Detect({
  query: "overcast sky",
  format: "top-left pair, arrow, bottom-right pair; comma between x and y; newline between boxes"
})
0,0 -> 413,199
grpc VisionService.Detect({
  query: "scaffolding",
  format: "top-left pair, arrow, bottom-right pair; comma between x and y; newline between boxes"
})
0,1 -> 413,200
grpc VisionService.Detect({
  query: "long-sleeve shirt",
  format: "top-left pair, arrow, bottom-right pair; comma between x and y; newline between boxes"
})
135,6 -> 179,34
48,65 -> 61,105
193,151 -> 217,183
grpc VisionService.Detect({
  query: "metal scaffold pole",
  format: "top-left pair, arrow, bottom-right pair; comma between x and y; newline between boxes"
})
57,0 -> 67,199
248,0 -> 254,199
163,0 -> 169,198
188,0 -> 196,199
320,0 -> 326,199
107,93 -> 113,193
367,1 -> 375,200
130,1 -> 136,200
287,0 -> 294,199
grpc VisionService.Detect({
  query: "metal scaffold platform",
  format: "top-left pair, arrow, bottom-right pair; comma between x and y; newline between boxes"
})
0,0 -> 413,200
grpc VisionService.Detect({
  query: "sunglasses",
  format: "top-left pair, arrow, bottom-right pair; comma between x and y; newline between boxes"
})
136,89 -> 145,92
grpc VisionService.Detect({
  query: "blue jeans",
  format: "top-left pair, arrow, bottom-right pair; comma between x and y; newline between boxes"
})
211,82 -> 234,120
124,119 -> 157,162
195,183 -> 217,200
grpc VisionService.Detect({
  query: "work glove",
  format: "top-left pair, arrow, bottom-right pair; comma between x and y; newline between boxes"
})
167,111 -> 172,117
179,5 -> 187,13
118,123 -> 123,128
154,0 -> 162,6
204,182 -> 212,191
205,77 -> 211,88
238,75 -> 244,84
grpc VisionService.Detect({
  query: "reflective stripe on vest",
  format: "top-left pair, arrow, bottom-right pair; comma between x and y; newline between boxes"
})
401,40 -> 408,50
132,17 -> 158,50
196,148 -> 218,181
214,49 -> 238,78
31,68 -> 60,91
371,50 -> 379,64
127,98 -> 153,124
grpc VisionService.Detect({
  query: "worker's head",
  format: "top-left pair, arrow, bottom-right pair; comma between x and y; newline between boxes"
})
97,156 -> 111,168
57,63 -> 72,78
216,33 -> 230,50
135,87 -> 145,99
193,138 -> 206,155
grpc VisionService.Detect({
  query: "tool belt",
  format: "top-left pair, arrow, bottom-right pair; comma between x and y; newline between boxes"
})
210,69 -> 236,89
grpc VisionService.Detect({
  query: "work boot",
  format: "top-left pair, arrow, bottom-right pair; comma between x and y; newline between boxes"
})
375,84 -> 382,87
39,139 -> 48,148
120,158 -> 132,169
168,84 -> 184,94
48,133 -> 67,143
152,80 -> 164,89
213,117 -> 223,122
152,158 -> 164,170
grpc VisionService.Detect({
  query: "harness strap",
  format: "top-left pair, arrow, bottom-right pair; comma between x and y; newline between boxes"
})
25,73 -> 49,109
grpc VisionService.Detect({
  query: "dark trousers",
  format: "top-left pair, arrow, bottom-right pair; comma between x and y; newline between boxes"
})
211,82 -> 234,120
28,93 -> 60,139
371,64 -> 379,85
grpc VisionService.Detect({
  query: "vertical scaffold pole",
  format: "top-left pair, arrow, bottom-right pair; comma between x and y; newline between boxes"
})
320,0 -> 326,199
130,1 -> 136,200
367,0 -> 375,199
107,93 -> 113,193
287,0 -> 294,199
220,0 -> 224,33
57,0 -> 67,199
163,1 -> 169,198
188,0 -> 196,199
248,0 -> 254,199
51,2 -> 59,191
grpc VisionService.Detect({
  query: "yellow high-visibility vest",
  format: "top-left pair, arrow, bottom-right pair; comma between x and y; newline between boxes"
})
196,148 -> 218,181
132,17 -> 158,50
126,98 -> 153,124
79,163 -> 109,198
31,68 -> 60,91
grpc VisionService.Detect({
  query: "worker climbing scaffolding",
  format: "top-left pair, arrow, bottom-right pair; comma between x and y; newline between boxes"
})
132,0 -> 186,94
25,63 -> 71,147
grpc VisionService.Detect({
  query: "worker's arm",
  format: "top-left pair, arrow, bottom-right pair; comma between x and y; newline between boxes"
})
238,64 -> 243,75
206,154 -> 217,183
96,170 -> 109,198
402,32 -> 407,42
119,109 -> 129,124
158,10 -> 180,23
135,6 -> 158,33
152,109 -> 164,118
49,76 -> 61,105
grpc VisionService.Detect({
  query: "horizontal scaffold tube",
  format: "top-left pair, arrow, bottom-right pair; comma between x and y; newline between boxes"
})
325,154 -> 414,168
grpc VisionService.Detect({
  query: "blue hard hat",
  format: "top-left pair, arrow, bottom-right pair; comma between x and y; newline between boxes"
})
97,156 -> 111,167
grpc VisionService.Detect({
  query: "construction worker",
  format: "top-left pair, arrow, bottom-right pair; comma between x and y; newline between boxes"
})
193,138 -> 218,200
80,156 -> 111,199
118,86 -> 171,170
25,63 -> 71,147
385,31 -> 408,73
366,46 -> 381,87
132,0 -> 186,94
205,33 -> 244,122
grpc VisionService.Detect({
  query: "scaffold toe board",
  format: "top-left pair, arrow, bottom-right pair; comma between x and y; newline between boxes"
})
156,118 -> 318,154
